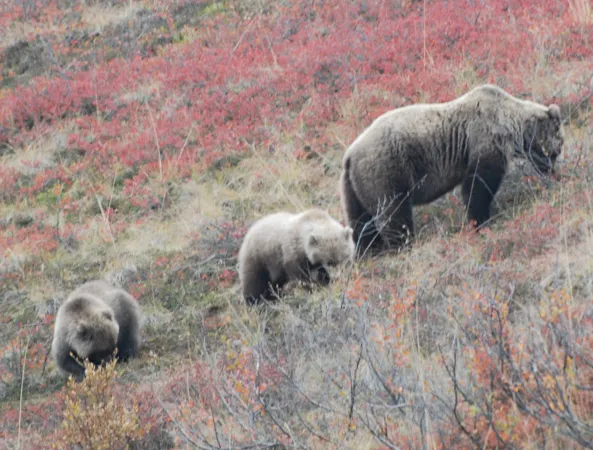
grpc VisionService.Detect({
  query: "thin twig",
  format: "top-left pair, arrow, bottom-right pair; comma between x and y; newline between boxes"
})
17,334 -> 31,450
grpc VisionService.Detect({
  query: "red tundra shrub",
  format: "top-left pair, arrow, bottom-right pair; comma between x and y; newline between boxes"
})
2,0 -> 591,217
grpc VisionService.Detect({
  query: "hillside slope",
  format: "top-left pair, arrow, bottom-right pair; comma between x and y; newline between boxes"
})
1,0 -> 593,448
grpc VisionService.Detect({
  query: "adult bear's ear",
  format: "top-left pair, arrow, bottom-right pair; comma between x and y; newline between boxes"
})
548,104 -> 560,119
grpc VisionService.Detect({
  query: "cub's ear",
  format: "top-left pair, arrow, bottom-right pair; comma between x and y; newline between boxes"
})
308,234 -> 319,247
548,104 -> 560,120
343,227 -> 353,240
68,297 -> 86,312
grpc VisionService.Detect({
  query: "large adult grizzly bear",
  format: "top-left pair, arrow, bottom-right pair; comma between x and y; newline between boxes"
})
238,209 -> 355,305
340,84 -> 564,257
52,280 -> 141,380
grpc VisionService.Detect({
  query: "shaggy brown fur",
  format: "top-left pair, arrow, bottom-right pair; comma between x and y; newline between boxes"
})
238,209 -> 355,305
51,280 -> 141,380
340,84 -> 564,257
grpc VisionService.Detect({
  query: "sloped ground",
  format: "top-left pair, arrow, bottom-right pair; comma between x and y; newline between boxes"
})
1,0 -> 593,448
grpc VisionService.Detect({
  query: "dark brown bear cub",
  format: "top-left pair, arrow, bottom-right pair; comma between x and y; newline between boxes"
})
52,280 -> 141,380
340,84 -> 564,257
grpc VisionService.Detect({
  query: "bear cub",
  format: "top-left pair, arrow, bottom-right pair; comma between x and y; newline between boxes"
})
52,280 -> 142,380
238,208 -> 355,305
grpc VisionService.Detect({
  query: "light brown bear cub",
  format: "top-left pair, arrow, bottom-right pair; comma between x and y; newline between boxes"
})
238,209 -> 355,305
52,280 -> 141,380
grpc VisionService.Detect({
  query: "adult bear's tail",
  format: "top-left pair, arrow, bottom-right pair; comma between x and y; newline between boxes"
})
340,156 -> 381,258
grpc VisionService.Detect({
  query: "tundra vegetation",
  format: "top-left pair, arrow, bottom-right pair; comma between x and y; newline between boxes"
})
1,0 -> 593,448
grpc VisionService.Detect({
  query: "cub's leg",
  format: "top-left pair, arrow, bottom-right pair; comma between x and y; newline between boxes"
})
54,347 -> 86,380
116,327 -> 138,361
310,263 -> 331,286
88,349 -> 116,366
242,265 -> 289,305
302,261 -> 331,287
268,272 -> 289,299
112,294 -> 140,361
242,266 -> 273,306
462,155 -> 506,228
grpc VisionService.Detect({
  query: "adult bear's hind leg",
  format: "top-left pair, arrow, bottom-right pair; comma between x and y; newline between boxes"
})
375,192 -> 414,252
462,156 -> 506,228
340,161 -> 382,258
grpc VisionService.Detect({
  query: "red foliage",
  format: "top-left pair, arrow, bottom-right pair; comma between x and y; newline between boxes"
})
2,0 -> 592,223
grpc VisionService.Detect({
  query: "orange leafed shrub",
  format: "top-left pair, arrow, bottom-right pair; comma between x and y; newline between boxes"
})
55,359 -> 151,450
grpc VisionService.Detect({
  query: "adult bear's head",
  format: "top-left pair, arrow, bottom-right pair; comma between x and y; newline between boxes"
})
522,104 -> 564,174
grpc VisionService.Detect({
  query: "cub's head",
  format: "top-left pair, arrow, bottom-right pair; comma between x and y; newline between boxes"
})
304,222 -> 355,280
69,300 -> 119,362
522,103 -> 564,174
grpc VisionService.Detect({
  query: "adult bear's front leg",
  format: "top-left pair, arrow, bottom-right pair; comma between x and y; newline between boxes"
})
462,154 -> 507,228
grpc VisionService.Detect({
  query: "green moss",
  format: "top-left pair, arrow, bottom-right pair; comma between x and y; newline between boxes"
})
202,1 -> 229,16
35,189 -> 59,208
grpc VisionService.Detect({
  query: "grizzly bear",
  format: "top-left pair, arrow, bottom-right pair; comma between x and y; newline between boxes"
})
238,209 -> 355,305
340,84 -> 564,257
51,280 -> 141,380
